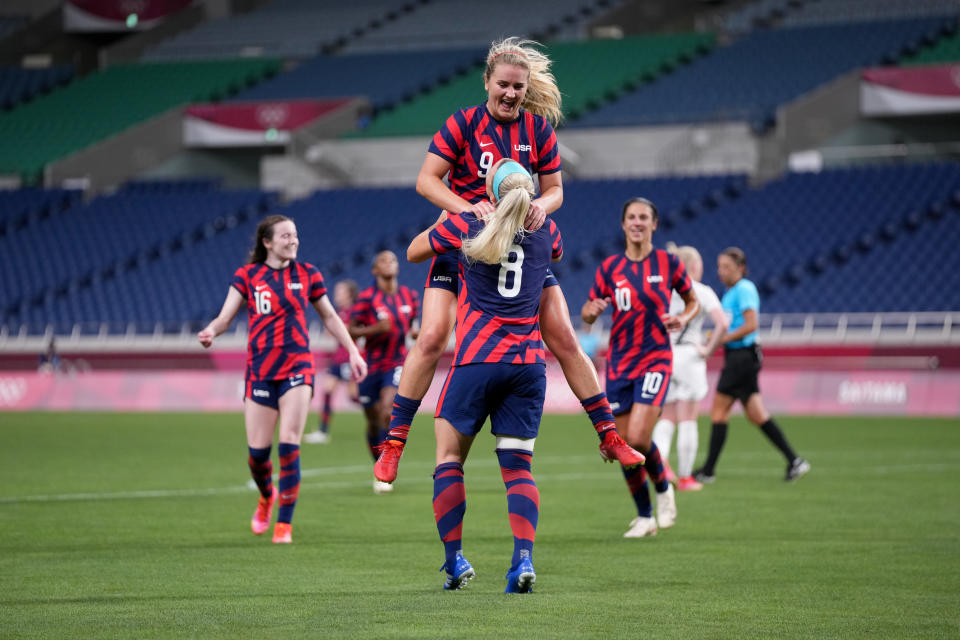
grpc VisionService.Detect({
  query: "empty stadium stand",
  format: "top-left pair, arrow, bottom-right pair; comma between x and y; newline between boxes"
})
6,160 -> 957,336
570,17 -> 955,132
0,65 -> 72,110
352,33 -> 713,137
0,59 -> 280,181
144,0 -> 424,61
229,47 -> 487,113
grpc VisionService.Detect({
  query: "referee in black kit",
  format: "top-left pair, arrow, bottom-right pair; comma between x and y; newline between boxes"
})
694,247 -> 810,483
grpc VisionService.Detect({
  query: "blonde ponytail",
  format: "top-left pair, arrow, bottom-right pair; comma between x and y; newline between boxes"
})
462,171 -> 534,264
485,37 -> 562,126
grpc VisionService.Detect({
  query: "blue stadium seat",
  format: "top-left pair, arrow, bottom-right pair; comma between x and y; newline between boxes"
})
570,18 -> 955,130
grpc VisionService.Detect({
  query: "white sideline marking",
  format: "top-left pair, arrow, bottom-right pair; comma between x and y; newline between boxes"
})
1,460 -> 954,505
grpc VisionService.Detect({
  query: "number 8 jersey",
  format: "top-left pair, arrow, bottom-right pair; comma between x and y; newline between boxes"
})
231,261 -> 326,381
589,250 -> 692,382
429,212 -> 563,366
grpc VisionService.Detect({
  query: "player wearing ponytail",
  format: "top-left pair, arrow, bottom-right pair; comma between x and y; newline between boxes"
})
197,215 -> 367,544
406,159 -> 562,592
376,37 -> 645,490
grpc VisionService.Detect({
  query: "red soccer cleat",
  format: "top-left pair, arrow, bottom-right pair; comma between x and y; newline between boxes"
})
272,522 -> 292,544
662,458 -> 678,484
676,476 -> 703,492
251,486 -> 277,535
599,429 -> 645,468
374,439 -> 406,483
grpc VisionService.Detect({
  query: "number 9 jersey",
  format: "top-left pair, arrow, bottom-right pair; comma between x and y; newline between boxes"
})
429,104 -> 562,206
231,261 -> 326,381
428,212 -> 563,366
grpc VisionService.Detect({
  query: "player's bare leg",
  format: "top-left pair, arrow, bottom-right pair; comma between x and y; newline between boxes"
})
375,288 -> 457,483
539,285 -> 644,467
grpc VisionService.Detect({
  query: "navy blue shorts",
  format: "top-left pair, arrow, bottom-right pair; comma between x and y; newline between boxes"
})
605,369 -> 671,415
357,366 -> 402,408
246,373 -> 315,409
425,253 -> 459,292
326,361 -> 352,382
425,255 -> 560,292
435,363 -> 546,439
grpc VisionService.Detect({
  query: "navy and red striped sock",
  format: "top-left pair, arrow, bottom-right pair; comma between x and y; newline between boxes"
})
497,449 -> 539,569
580,392 -> 616,440
385,394 -> 421,444
433,462 -> 466,570
247,446 -> 273,499
366,430 -> 386,461
319,392 -> 332,433
643,442 -> 670,493
277,443 -> 300,524
621,464 -> 652,518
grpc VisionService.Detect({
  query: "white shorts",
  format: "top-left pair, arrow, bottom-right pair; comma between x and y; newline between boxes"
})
665,343 -> 709,403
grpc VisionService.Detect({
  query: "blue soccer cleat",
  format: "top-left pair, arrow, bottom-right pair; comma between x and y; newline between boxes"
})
442,553 -> 475,591
504,555 -> 536,594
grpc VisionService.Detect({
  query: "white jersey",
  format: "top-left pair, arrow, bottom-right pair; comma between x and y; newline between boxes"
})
669,280 -> 721,347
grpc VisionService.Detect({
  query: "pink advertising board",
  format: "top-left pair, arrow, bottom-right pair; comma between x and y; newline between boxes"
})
2,365 -> 958,416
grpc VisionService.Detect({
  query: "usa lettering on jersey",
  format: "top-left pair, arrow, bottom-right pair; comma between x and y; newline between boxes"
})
428,105 -> 561,204
231,261 -> 326,381
589,250 -> 692,381
429,212 -> 563,366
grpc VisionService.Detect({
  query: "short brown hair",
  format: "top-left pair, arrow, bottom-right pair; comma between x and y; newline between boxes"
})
720,246 -> 748,275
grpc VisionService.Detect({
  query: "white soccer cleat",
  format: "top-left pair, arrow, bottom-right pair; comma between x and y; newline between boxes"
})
656,484 -> 677,529
623,516 -> 658,538
785,457 -> 811,482
373,478 -> 394,494
303,430 -> 330,444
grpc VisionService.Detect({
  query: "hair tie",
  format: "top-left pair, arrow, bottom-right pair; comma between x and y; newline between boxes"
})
491,161 -> 530,201
490,50 -> 524,62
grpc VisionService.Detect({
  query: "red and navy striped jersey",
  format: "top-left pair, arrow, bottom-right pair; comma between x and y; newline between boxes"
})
428,104 -> 561,204
231,260 -> 326,381
589,250 -> 692,381
329,307 -> 353,365
350,285 -> 420,372
429,212 -> 563,366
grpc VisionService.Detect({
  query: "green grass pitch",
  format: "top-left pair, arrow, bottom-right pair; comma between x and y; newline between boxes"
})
1,411 -> 958,639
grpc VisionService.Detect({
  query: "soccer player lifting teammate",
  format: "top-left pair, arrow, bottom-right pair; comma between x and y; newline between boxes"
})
375,37 -> 643,484
582,198 -> 700,538
198,215 -> 367,544
407,159 -> 560,593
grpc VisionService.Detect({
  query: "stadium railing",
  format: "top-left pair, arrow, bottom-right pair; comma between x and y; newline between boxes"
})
1,311 -> 958,354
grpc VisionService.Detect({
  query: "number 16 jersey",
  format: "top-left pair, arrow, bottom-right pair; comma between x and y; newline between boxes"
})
231,260 -> 326,381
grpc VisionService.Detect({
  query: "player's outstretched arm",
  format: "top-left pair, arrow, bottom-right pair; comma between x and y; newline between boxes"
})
312,295 -> 367,382
197,287 -> 244,348
407,227 -> 438,263
416,153 -> 475,214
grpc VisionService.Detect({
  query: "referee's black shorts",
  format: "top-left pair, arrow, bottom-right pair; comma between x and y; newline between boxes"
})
716,344 -> 762,404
